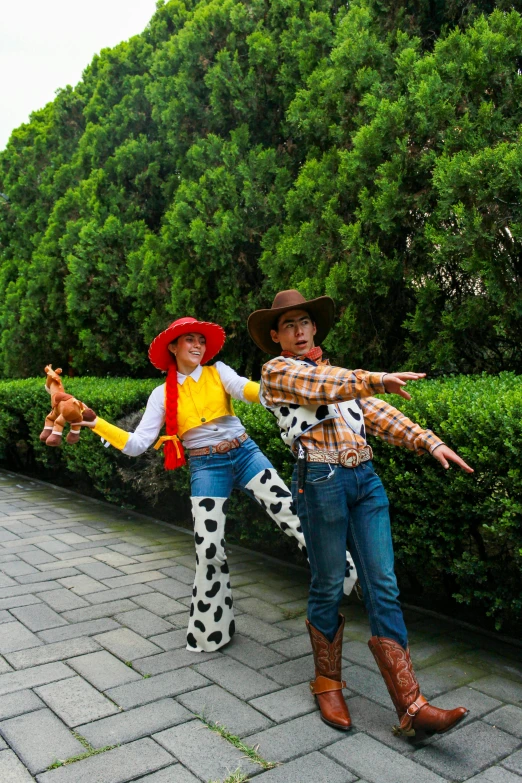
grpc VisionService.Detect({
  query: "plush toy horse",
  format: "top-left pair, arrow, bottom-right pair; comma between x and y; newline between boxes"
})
39,365 -> 96,447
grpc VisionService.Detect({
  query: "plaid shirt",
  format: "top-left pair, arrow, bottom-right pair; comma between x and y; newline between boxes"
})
261,357 -> 443,455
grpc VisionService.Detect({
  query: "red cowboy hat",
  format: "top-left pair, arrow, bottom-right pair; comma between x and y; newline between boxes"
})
148,317 -> 226,371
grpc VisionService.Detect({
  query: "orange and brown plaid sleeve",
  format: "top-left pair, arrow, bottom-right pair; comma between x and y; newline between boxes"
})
262,358 -> 386,407
362,397 -> 444,454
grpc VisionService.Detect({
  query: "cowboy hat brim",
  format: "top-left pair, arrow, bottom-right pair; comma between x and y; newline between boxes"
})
148,318 -> 226,371
247,296 -> 335,355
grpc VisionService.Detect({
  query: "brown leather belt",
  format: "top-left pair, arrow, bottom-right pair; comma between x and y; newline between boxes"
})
307,445 -> 373,467
188,432 -> 249,457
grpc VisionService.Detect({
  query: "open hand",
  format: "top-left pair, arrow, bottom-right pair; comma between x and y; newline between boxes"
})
383,372 -> 426,401
432,444 -> 474,473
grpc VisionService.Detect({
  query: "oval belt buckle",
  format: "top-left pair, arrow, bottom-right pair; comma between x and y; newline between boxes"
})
339,448 -> 359,468
216,441 -> 231,454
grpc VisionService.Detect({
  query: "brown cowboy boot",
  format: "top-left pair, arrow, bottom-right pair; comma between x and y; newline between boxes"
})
369,636 -> 469,737
306,615 -> 351,730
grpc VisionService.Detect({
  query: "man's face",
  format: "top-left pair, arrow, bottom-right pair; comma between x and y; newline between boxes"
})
270,309 -> 317,355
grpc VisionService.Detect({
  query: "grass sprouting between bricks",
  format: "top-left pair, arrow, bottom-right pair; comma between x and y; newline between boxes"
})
197,713 -> 276,770
209,770 -> 251,783
47,732 -> 118,769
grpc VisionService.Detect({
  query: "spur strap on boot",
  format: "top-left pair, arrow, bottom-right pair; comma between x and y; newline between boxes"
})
310,675 -> 347,695
394,694 -> 429,737
307,616 -> 351,731
368,636 -> 468,737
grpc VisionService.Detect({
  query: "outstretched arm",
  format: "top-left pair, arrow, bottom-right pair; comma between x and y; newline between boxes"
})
363,397 -> 474,471
262,358 -> 426,407
262,358 -> 387,406
79,386 -> 165,456
363,396 -> 440,453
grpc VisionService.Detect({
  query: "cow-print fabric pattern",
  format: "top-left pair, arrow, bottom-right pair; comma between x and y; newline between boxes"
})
187,473 -> 359,653
344,550 -> 357,595
245,469 -> 358,596
263,358 -> 367,447
271,399 -> 337,448
245,468 -> 307,552
187,496 -> 234,652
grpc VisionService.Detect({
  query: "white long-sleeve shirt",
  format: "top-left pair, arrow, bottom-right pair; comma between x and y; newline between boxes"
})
122,362 -> 253,456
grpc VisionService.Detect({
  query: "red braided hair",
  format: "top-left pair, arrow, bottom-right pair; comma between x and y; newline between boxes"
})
164,360 -> 186,470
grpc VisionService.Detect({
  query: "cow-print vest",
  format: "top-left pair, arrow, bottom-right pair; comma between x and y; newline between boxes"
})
260,357 -> 367,449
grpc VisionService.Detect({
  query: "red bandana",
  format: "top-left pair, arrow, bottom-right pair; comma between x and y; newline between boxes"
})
281,346 -> 323,362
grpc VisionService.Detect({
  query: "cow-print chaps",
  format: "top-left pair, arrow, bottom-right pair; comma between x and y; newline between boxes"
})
244,467 -> 306,550
245,469 -> 358,597
187,496 -> 234,652
186,469 -> 358,653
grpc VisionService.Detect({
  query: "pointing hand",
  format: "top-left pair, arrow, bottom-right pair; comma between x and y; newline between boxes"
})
382,372 -> 426,401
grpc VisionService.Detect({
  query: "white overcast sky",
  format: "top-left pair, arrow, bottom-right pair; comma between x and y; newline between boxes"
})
0,0 -> 158,150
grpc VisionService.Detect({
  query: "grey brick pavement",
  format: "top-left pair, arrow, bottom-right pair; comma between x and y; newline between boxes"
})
253,750 -> 357,782
67,649 -> 143,689
0,748 -> 35,781
414,721 -> 521,781
0,470 -> 520,783
35,737 -> 174,782
484,706 -> 522,738
5,636 -> 101,669
36,675 -> 120,726
77,698 -> 191,748
325,733 -> 448,782
0,708 -> 85,773
154,719 -> 260,781
177,683 -> 273,737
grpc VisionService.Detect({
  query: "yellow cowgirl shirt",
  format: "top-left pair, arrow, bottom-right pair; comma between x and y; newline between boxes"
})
92,362 -> 259,454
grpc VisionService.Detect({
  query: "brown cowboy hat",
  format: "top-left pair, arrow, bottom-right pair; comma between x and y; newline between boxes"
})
247,289 -> 335,355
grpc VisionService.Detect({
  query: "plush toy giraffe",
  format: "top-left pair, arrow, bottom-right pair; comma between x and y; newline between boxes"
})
39,365 -> 96,447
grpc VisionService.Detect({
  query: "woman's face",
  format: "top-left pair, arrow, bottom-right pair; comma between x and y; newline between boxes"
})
168,332 -> 207,373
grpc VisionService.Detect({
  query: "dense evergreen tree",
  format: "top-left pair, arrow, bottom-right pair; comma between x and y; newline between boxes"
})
1,0 -> 521,378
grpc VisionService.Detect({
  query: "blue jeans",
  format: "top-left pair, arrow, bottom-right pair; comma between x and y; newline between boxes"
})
189,437 -> 274,496
292,460 -> 408,647
186,436 -> 307,652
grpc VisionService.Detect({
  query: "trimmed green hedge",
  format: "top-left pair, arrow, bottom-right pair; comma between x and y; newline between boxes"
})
0,373 -> 520,632
0,378 -> 158,503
